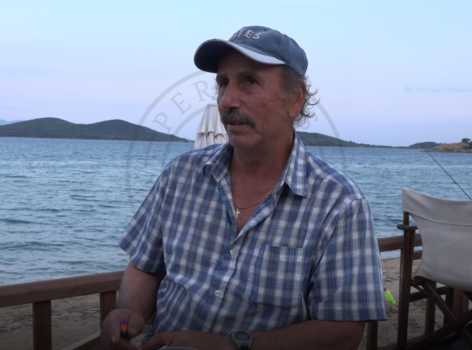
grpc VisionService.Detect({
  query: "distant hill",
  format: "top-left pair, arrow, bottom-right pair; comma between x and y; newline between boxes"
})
298,132 -> 395,148
298,132 -> 439,149
407,141 -> 440,149
0,119 -> 22,125
0,118 -> 188,142
0,117 -> 441,148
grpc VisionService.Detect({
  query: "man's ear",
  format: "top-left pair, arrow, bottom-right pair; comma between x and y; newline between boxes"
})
287,83 -> 307,120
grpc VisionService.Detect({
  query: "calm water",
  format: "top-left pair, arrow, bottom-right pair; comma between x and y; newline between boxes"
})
1,138 -> 471,285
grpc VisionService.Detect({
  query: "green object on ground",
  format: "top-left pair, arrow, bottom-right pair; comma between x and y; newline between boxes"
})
384,289 -> 397,304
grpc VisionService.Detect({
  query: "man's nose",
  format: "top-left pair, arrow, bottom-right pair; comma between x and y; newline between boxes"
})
218,82 -> 241,111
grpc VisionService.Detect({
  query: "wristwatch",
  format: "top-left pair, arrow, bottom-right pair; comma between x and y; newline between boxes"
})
230,330 -> 252,350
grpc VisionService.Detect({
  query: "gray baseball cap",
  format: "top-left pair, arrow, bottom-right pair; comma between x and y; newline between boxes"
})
194,26 -> 308,76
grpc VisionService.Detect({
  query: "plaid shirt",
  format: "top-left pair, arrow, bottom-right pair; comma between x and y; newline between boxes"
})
119,133 -> 386,338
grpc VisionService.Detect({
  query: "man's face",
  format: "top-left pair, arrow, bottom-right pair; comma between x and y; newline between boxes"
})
216,50 -> 296,151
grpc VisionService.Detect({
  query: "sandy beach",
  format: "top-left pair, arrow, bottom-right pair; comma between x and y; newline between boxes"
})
0,258 -> 457,349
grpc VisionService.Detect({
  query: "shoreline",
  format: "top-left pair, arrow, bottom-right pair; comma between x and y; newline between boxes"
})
0,136 -> 192,143
427,150 -> 472,153
1,136 -> 442,150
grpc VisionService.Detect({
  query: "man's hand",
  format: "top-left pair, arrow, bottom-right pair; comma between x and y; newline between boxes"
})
137,330 -> 234,350
101,308 -> 146,350
100,262 -> 164,349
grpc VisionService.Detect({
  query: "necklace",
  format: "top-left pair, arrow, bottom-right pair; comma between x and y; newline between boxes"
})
233,184 -> 278,219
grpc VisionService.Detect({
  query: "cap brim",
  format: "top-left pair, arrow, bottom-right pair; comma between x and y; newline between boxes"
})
194,39 -> 285,73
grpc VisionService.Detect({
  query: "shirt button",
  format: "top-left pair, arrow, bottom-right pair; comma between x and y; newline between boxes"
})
214,290 -> 222,297
230,249 -> 235,256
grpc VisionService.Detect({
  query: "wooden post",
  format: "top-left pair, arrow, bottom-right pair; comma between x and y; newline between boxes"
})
452,289 -> 468,316
100,291 -> 117,327
425,282 -> 436,334
33,300 -> 52,350
397,212 -> 415,349
366,322 -> 378,350
461,290 -> 470,314
445,288 -> 453,325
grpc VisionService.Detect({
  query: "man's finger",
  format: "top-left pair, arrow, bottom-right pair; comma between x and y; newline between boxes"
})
137,332 -> 172,350
126,313 -> 145,338
116,338 -> 138,350
101,309 -> 146,349
101,310 -> 126,347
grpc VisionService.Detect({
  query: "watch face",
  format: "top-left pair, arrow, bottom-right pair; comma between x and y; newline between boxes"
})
235,331 -> 251,341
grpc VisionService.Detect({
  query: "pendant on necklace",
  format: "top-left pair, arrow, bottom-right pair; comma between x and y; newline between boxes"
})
235,207 -> 240,219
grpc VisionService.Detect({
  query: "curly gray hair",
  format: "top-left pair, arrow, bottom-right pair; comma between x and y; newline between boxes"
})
280,66 -> 319,127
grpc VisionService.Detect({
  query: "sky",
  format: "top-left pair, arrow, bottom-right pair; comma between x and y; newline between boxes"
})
1,1 -> 471,146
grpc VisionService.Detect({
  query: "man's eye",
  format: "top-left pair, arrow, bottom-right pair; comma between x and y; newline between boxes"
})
219,81 -> 228,88
247,78 -> 256,85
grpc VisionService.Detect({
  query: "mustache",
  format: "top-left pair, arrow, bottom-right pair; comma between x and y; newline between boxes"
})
220,109 -> 256,128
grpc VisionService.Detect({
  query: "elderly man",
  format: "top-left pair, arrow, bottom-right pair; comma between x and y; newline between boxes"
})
102,26 -> 386,350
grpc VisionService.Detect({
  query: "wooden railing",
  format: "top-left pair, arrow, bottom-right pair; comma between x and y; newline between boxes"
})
0,270 -> 123,350
0,235 -> 422,350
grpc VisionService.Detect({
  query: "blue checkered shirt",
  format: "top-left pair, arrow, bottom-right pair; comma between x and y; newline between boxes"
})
119,133 -> 386,338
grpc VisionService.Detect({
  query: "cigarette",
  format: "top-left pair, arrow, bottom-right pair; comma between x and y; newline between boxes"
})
120,319 -> 128,338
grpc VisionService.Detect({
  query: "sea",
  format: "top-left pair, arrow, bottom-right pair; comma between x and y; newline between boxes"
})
1,137 -> 471,286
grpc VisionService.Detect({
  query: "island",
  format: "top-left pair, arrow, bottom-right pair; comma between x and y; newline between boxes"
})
0,118 -> 189,142
428,139 -> 472,153
297,132 -> 439,149
1,117 -> 459,150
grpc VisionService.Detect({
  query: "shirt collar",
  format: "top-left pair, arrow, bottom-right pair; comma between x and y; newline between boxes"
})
203,132 -> 308,197
202,142 -> 232,181
280,132 -> 308,197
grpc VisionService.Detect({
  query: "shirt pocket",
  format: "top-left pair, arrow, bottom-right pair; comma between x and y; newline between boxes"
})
243,245 -> 305,308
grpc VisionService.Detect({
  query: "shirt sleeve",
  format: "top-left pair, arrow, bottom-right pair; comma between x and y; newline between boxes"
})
308,198 -> 387,321
118,166 -> 171,273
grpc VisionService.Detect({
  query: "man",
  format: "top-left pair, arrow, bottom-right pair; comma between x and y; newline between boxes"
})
102,26 -> 386,350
